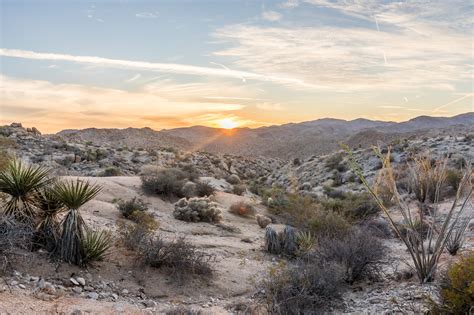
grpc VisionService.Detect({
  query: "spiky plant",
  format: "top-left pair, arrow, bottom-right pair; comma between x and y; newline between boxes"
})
82,229 -> 112,264
445,217 -> 470,256
265,227 -> 281,254
53,179 -> 101,266
281,225 -> 298,256
344,146 -> 473,283
35,187 -> 66,250
0,159 -> 50,222
296,230 -> 315,254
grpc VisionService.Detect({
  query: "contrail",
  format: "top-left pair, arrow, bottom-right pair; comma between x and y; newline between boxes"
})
433,93 -> 473,113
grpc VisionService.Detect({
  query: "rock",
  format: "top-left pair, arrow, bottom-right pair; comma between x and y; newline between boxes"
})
43,283 -> 56,295
71,310 -> 83,315
70,278 -> 80,286
112,293 -> 119,300
121,289 -> 129,295
72,287 -> 83,294
76,277 -> 86,286
84,286 -> 94,292
10,281 -> 18,286
143,300 -> 157,308
256,214 -> 272,228
87,292 -> 99,300
18,284 -> 26,289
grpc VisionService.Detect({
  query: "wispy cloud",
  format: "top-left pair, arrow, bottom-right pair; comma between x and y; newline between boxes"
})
262,11 -> 282,22
0,48 -> 321,89
125,73 -> 141,82
213,1 -> 472,92
257,102 -> 285,111
135,12 -> 159,19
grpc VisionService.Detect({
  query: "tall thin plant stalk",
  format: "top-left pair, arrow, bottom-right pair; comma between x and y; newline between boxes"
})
344,146 -> 472,283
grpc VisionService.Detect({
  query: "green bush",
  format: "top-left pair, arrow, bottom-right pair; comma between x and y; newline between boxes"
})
321,192 -> 380,222
307,210 -> 350,239
445,168 -> 463,192
116,197 -> 148,219
232,184 -> 246,196
100,166 -> 122,177
195,181 -> 215,197
430,252 -> 474,314
141,168 -> 187,198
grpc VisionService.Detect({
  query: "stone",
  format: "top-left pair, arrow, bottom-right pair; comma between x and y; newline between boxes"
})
121,289 -> 129,295
76,277 -> 86,286
70,278 -> 80,286
87,292 -> 99,300
84,286 -> 94,292
72,287 -> 83,294
256,214 -> 272,228
143,300 -> 157,308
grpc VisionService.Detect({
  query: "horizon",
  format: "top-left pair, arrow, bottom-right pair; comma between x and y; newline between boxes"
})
1,0 -> 473,133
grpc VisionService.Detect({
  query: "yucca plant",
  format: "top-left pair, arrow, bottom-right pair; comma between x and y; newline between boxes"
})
296,230 -> 315,254
35,187 -> 66,250
82,229 -> 112,264
53,179 -> 101,266
0,159 -> 50,222
344,146 -> 473,283
265,227 -> 281,254
445,217 -> 470,256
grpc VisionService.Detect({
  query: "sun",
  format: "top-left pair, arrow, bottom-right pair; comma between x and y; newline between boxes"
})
217,118 -> 239,129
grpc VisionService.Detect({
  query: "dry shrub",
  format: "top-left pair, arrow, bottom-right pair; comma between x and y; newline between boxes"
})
118,213 -> 158,250
229,201 -> 256,217
140,236 -> 214,284
116,197 -> 148,219
262,258 -> 345,314
195,181 -> 215,197
233,184 -> 247,196
307,210 -> 350,239
173,197 -> 222,223
141,168 -> 186,198
318,227 -> 386,284
0,215 -> 34,272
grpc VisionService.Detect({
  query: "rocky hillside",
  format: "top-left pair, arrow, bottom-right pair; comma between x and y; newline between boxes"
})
0,123 -> 283,181
58,113 -> 474,159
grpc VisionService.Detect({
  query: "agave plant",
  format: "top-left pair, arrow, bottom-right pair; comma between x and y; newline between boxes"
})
53,179 -> 101,266
344,146 -> 473,283
82,229 -> 112,264
0,159 -> 50,222
35,187 -> 66,250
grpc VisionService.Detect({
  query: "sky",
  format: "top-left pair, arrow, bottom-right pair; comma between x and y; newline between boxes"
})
0,0 -> 473,133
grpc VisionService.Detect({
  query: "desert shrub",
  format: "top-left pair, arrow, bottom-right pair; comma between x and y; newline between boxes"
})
229,201 -> 255,217
100,166 -> 122,177
227,174 -> 241,185
0,215 -> 34,271
179,164 -> 200,182
296,230 -> 316,254
318,227 -> 385,284
173,197 -> 222,223
445,217 -> 470,256
232,184 -> 246,196
362,218 -> 393,239
194,181 -> 215,197
118,211 -> 158,250
141,168 -> 186,198
82,229 -> 112,264
165,306 -> 203,315
181,181 -> 197,198
325,153 -> 346,171
430,252 -> 474,314
321,192 -> 380,222
307,210 -> 350,239
116,197 -> 148,219
445,168 -> 463,193
140,236 -> 214,284
345,147 -> 472,283
266,190 -> 319,228
262,257 -> 345,314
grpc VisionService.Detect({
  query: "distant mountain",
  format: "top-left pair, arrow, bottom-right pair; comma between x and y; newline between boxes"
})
57,112 -> 474,159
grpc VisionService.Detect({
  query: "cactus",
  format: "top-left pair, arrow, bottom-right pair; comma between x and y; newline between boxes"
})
265,227 -> 281,254
282,226 -> 298,256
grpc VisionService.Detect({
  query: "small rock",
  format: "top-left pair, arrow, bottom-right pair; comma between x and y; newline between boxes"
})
44,283 -> 56,295
76,277 -> 86,286
10,281 -> 18,286
121,289 -> 129,295
72,287 -> 83,294
84,286 -> 94,292
70,278 -> 80,286
112,293 -> 119,300
18,284 -> 26,289
87,292 -> 99,300
29,276 -> 39,282
142,300 -> 156,308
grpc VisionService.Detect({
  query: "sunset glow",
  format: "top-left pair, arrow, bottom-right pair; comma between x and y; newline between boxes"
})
217,118 -> 239,130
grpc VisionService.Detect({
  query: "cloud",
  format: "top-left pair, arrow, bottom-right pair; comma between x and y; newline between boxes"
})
213,1 -> 472,92
256,102 -> 285,111
262,11 -> 282,22
0,75 -> 255,132
0,48 -> 320,89
279,0 -> 299,9
135,12 -> 159,19
126,73 -> 141,82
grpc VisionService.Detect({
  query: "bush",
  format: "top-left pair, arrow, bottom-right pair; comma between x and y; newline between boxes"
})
195,181 -> 215,197
445,168 -> 463,192
116,197 -> 148,219
262,257 -> 345,314
141,168 -> 187,198
179,164 -> 200,182
82,229 -> 112,264
0,215 -> 34,262
318,227 -> 385,284
307,210 -> 350,239
430,252 -> 474,314
325,153 -> 346,171
229,201 -> 255,217
264,226 -> 298,257
100,166 -> 122,177
140,236 -> 214,284
232,184 -> 246,196
118,212 -> 159,250
227,174 -> 241,185
321,192 -> 380,222
173,197 -> 222,223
